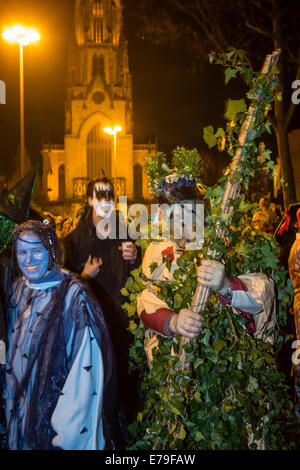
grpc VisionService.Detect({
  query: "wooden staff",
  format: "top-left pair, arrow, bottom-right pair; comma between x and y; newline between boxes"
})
179,50 -> 281,368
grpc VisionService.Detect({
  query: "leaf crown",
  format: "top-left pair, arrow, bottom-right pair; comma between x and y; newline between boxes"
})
145,146 -> 206,203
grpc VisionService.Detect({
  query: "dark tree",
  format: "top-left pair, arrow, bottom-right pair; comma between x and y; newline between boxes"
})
133,0 -> 300,207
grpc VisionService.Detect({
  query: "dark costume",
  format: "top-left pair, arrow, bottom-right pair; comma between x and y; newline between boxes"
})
288,209 -> 300,422
275,203 -> 300,270
64,208 -> 140,422
0,170 -> 38,449
275,203 -> 300,400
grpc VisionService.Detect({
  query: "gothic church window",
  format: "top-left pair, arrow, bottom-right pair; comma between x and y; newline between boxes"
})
109,1 -> 117,41
58,164 -> 65,200
87,124 -> 112,180
80,1 -> 89,32
94,20 -> 103,43
93,0 -> 103,43
92,91 -> 105,104
133,163 -> 143,200
93,0 -> 103,17
92,54 -> 105,79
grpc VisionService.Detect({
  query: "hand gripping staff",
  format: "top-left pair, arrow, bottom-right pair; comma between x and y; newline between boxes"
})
179,49 -> 281,369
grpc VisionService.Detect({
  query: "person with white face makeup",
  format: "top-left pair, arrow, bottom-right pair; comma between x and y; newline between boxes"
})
64,177 -> 140,425
4,220 -> 122,450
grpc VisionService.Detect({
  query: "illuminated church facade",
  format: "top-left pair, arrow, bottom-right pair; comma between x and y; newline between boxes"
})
41,0 -> 154,217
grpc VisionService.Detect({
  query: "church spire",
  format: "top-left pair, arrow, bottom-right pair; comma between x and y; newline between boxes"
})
66,0 -> 132,134
75,0 -> 122,47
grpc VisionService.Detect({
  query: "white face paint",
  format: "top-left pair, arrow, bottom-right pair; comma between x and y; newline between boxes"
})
93,200 -> 114,218
90,183 -> 115,219
168,200 -> 204,249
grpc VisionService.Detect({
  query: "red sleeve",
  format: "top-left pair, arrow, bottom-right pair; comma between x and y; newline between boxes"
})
219,276 -> 256,335
140,308 -> 173,335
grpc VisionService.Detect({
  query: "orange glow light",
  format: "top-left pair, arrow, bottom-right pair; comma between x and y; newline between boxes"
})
2,25 -> 40,46
103,125 -> 122,135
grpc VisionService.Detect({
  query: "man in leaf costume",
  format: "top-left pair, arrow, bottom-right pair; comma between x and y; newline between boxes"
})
137,149 -> 276,366
122,148 -> 296,450
124,51 -> 297,449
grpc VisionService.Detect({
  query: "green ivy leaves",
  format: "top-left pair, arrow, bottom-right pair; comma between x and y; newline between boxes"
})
224,99 -> 246,121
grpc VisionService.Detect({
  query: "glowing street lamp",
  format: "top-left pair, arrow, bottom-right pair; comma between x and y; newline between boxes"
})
2,26 -> 40,178
103,125 -> 122,202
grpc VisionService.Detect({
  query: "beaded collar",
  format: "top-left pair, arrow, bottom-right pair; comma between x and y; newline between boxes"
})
17,237 -> 43,245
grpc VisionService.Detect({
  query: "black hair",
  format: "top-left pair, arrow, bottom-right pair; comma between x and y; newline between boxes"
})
158,183 -> 204,205
87,177 -> 115,200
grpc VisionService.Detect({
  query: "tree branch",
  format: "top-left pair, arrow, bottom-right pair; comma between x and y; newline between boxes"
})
267,113 -> 277,133
173,0 -> 229,53
278,0 -> 295,18
253,0 -> 273,19
245,22 -> 277,42
173,0 -> 204,29
280,36 -> 300,66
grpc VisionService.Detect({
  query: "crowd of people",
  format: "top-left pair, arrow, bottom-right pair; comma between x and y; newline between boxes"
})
251,195 -> 282,234
0,167 -> 299,450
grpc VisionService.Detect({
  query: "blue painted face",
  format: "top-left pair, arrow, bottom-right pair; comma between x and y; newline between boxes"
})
16,232 -> 49,281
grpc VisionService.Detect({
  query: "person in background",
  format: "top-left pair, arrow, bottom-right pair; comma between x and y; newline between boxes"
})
42,212 -> 56,228
288,208 -> 300,423
252,210 -> 273,233
55,216 -> 64,240
0,170 -> 38,449
64,177 -> 140,425
63,218 -> 72,237
275,203 -> 300,270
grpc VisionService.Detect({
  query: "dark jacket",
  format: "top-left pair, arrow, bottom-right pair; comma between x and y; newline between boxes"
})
63,209 -> 140,372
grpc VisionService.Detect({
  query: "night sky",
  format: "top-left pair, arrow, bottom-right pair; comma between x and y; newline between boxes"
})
0,0 -> 293,182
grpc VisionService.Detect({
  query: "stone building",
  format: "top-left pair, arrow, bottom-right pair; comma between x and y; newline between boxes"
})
40,0 -> 155,219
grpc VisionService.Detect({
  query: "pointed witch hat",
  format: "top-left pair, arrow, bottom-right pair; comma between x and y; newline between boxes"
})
0,168 -> 38,224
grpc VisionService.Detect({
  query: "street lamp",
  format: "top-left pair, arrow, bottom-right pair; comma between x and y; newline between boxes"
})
103,125 -> 122,203
2,25 -> 40,178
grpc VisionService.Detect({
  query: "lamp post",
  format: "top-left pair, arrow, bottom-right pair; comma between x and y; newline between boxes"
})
2,25 -> 40,178
103,125 -> 122,203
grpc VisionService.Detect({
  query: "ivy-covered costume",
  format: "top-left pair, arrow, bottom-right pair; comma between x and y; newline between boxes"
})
125,54 -> 296,450
137,239 -> 276,363
4,268 -> 117,450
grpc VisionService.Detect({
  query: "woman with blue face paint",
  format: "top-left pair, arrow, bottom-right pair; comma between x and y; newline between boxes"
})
15,232 -> 50,281
4,220 -> 121,450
